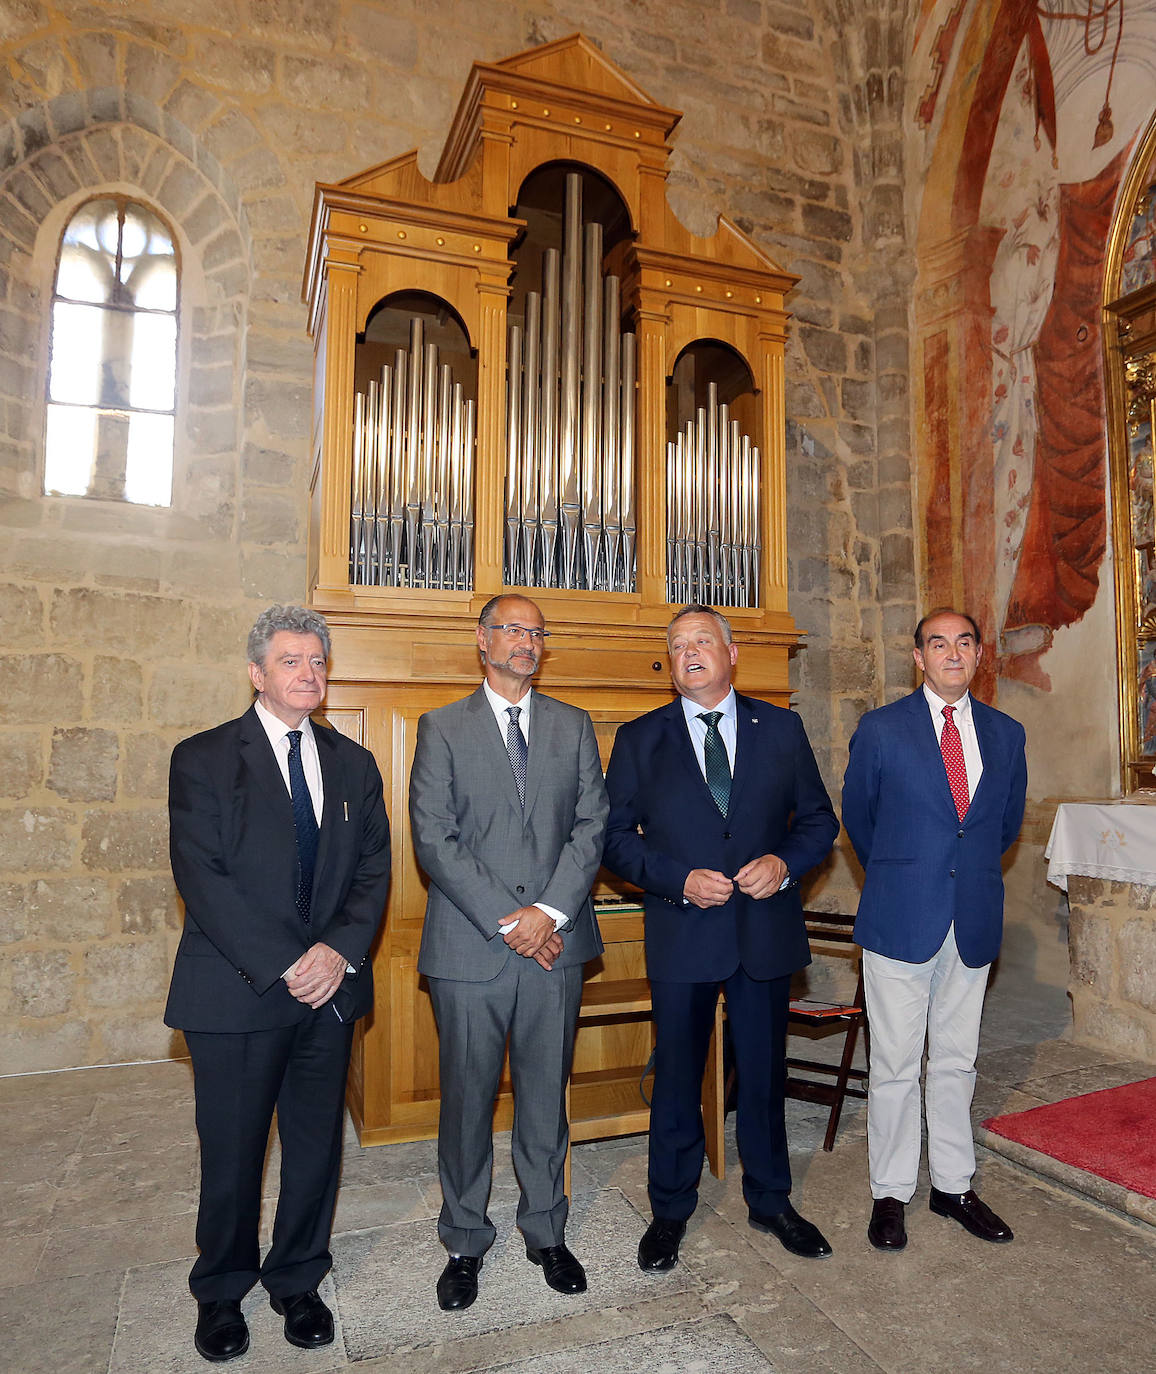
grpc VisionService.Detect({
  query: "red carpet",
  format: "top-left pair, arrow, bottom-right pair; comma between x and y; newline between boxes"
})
983,1077 -> 1156,1200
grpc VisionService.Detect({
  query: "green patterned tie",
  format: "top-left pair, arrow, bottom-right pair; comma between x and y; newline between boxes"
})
698,710 -> 731,816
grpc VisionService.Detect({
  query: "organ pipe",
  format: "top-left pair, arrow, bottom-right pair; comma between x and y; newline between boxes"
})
666,382 -> 761,607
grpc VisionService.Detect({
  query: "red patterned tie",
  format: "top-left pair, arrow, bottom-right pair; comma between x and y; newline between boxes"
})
940,704 -> 970,820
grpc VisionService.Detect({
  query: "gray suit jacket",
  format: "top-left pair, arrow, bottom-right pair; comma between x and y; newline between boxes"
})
409,686 -> 608,981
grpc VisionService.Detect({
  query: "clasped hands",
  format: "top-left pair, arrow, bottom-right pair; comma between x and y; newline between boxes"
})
683,853 -> 787,908
501,905 -> 564,970
283,941 -> 348,1008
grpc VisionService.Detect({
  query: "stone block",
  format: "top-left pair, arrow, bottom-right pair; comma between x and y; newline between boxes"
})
188,364 -> 235,408
241,549 -> 306,602
250,0 -> 340,47
765,0 -> 816,39
193,37 -> 276,95
880,531 -> 915,597
840,377 -> 874,422
241,442 -> 295,487
0,881 -> 27,943
240,491 -> 301,546
791,128 -> 843,177
48,728 -> 119,802
878,484 -> 912,533
164,80 -> 222,133
244,376 -> 311,440
28,876 -> 114,942
155,159 -> 204,218
799,326 -> 847,375
802,202 -> 853,243
118,875 -> 182,935
1119,915 -> 1156,1012
0,730 -> 41,798
2,948 -> 75,1017
123,39 -> 182,108
0,654 -> 84,725
50,588 -> 193,657
83,938 -> 170,1008
148,667 -> 246,730
347,3 -> 418,64
282,54 -> 371,111
122,733 -> 171,800
81,807 -> 169,872
1075,998 -> 1152,1062
96,1012 -> 182,1064
0,1017 -> 91,1075
91,657 -> 143,724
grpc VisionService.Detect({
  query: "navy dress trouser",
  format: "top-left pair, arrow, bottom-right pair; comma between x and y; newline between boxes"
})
648,966 -> 792,1221
185,1012 -> 355,1302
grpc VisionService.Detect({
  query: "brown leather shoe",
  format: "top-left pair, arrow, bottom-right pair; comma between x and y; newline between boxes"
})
868,1197 -> 907,1251
929,1188 -> 1013,1243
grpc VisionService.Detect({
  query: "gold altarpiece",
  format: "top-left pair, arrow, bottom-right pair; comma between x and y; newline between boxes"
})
302,35 -> 801,1147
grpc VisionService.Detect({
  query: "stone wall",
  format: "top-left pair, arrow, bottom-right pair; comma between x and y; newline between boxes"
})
1068,875 -> 1156,1064
0,1 -> 907,1072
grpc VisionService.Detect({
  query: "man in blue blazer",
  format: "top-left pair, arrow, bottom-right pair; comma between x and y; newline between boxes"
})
842,608 -> 1027,1252
167,606 -> 391,1361
603,605 -> 839,1272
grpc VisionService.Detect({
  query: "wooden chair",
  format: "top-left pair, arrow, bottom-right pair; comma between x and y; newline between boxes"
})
784,911 -> 868,1151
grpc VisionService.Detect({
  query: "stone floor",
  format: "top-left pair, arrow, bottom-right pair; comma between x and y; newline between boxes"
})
3,965 -> 1154,1374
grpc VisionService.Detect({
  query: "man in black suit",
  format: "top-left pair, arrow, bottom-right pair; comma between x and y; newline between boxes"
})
603,605 -> 838,1272
166,605 -> 390,1362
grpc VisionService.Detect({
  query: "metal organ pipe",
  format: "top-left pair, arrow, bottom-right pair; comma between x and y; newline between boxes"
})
665,382 -> 761,608
348,316 -> 474,590
503,171 -> 638,592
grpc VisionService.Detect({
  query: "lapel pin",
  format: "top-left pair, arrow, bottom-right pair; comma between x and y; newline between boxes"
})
343,801 -> 349,821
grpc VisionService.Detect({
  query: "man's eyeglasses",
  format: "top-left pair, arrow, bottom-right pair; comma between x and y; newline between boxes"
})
486,622 -> 551,643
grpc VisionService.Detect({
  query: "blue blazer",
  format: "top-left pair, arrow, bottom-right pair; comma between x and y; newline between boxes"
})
841,690 -> 1027,968
603,693 -> 838,983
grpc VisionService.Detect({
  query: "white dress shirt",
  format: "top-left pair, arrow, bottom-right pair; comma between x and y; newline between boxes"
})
922,684 -> 983,803
481,681 -> 568,933
254,696 -> 324,822
680,686 -> 738,776
678,686 -> 789,893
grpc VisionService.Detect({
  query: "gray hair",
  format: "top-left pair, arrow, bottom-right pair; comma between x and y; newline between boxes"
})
667,603 -> 733,646
246,605 -> 332,667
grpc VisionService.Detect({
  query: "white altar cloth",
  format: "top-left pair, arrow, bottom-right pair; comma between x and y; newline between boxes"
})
1045,800 -> 1156,892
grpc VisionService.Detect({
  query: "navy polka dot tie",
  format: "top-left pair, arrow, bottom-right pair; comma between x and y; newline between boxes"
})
287,730 -> 319,922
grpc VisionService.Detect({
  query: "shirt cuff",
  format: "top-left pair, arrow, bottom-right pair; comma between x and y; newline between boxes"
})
498,902 -> 569,934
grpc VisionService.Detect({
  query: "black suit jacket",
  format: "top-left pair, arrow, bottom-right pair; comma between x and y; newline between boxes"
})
603,693 -> 838,983
165,705 -> 391,1033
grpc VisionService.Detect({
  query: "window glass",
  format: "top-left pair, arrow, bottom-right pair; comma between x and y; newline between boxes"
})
44,196 -> 179,506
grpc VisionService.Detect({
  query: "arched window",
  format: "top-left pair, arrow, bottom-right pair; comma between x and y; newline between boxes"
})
44,196 -> 178,506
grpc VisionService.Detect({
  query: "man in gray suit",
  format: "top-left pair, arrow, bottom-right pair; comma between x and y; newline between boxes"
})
409,594 -> 608,1312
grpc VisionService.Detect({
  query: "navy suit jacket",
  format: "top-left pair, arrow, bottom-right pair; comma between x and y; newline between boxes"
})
165,705 -> 391,1032
603,693 -> 839,983
841,689 -> 1027,968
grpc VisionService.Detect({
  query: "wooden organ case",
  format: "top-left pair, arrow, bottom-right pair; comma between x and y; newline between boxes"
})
302,35 -> 802,1148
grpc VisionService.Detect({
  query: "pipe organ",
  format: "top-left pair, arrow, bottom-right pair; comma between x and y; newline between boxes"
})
302,35 -> 804,1151
504,173 -> 637,593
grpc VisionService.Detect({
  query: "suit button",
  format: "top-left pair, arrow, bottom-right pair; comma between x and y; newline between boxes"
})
722,832 -> 731,840
957,829 -> 965,839
949,869 -> 956,878
516,885 -> 525,894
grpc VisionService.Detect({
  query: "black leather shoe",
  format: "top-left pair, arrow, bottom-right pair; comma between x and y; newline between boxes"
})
437,1254 -> 482,1311
526,1242 -> 587,1293
638,1217 -> 687,1273
929,1188 -> 1013,1243
269,1289 -> 334,1348
868,1197 -> 907,1251
194,1300 -> 249,1362
748,1201 -> 833,1258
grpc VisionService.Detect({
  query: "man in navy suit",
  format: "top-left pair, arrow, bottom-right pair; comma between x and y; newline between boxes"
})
603,605 -> 839,1272
167,605 -> 391,1361
842,608 -> 1027,1252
